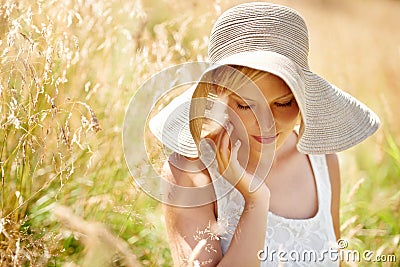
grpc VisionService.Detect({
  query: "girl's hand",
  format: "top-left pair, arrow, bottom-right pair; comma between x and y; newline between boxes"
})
199,123 -> 270,201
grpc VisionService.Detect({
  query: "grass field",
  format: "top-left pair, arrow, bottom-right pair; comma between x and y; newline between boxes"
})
0,0 -> 399,266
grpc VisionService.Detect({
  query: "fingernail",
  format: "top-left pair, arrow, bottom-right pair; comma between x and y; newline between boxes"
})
199,139 -> 216,166
223,119 -> 229,127
235,139 -> 241,147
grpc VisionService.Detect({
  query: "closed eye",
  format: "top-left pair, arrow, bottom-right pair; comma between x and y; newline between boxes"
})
274,98 -> 295,108
237,103 -> 252,110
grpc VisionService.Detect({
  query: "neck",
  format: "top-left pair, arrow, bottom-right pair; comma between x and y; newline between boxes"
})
239,144 -> 275,180
239,131 -> 297,179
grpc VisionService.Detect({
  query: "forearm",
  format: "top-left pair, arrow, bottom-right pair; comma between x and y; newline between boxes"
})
217,190 -> 270,267
200,134 -> 271,266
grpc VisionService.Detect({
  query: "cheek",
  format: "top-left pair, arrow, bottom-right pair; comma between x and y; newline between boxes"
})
227,107 -> 256,137
273,106 -> 299,128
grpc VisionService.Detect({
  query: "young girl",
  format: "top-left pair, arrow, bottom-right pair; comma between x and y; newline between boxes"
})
149,2 -> 380,266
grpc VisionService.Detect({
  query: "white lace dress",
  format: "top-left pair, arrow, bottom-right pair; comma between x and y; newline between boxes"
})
207,154 -> 340,266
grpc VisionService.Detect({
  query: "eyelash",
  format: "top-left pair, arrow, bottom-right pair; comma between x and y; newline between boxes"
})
237,98 -> 295,110
237,103 -> 252,110
274,98 -> 294,108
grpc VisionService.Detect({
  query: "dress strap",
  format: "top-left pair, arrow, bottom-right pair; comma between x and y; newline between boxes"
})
308,154 -> 332,216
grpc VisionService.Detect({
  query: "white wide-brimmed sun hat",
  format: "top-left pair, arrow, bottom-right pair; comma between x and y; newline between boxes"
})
148,2 -> 380,158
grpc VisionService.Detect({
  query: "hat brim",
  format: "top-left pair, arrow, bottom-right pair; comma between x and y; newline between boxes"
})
298,70 -> 380,153
149,51 -> 380,157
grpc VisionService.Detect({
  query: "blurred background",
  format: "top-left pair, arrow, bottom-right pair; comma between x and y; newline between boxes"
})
0,0 -> 399,266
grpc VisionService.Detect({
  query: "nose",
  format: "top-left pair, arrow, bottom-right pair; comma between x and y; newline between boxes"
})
255,106 -> 275,133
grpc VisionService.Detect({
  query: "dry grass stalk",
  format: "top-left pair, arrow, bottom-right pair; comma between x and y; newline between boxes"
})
52,205 -> 141,267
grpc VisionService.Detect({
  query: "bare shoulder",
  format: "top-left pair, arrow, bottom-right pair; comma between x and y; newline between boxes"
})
161,153 -> 222,266
161,152 -> 212,187
161,152 -> 216,206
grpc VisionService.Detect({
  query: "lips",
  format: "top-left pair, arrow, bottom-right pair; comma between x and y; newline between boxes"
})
252,133 -> 279,144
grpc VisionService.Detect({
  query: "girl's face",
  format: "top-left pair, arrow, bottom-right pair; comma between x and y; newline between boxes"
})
226,73 -> 299,158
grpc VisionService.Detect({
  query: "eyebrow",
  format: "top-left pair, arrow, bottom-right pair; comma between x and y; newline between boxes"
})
229,94 -> 255,103
275,92 -> 294,100
229,92 -> 294,102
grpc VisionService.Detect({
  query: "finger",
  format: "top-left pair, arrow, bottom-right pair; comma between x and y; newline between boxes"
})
199,138 -> 213,154
216,131 -> 228,174
199,139 -> 224,179
232,139 -> 241,158
219,129 -> 230,169
199,138 -> 216,167
225,121 -> 234,150
227,121 -> 234,136
214,132 -> 225,174
215,123 -> 232,175
230,139 -> 246,176
215,146 -> 224,174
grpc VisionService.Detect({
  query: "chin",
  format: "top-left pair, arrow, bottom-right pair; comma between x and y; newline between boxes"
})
249,138 -> 275,155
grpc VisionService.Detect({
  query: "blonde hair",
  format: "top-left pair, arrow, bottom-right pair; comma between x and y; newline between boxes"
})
189,66 -> 270,149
